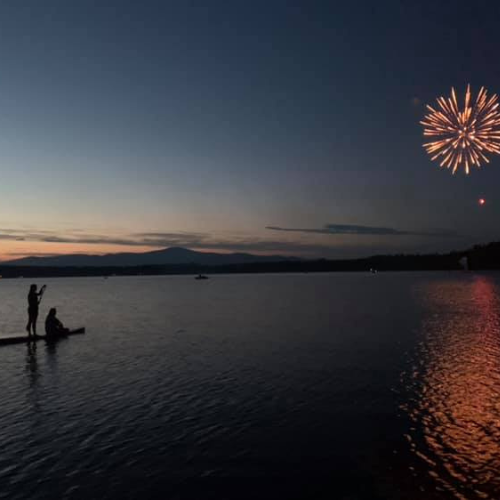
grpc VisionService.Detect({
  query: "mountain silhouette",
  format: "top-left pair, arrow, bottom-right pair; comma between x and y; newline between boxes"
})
2,247 -> 299,267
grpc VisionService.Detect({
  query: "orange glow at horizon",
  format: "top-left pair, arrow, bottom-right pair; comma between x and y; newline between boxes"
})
0,241 -> 159,262
0,241 -> 299,262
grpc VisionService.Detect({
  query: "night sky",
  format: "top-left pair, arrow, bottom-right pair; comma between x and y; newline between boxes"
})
1,0 -> 500,260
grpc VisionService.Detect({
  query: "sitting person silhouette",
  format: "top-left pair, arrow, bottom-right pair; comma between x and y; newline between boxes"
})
45,308 -> 69,338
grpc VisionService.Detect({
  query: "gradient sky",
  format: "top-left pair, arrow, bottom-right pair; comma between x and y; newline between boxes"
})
1,0 -> 500,260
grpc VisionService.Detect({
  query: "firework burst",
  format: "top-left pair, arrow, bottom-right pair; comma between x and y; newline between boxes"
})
420,85 -> 500,174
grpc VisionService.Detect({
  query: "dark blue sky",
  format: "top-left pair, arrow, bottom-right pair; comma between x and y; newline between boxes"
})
1,0 -> 500,259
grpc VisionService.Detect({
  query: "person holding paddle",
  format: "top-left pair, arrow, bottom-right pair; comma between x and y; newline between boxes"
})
26,284 -> 46,338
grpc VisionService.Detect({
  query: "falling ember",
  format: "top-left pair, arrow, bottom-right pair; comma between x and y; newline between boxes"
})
479,198 -> 486,206
420,85 -> 500,174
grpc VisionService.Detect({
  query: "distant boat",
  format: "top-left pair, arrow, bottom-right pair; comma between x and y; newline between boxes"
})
369,268 -> 378,274
459,256 -> 469,271
195,274 -> 209,280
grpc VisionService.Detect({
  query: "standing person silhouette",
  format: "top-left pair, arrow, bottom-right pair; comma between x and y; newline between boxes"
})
26,284 -> 46,338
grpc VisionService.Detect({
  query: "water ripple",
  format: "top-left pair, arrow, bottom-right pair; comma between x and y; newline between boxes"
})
402,276 -> 500,499
2,273 -> 500,499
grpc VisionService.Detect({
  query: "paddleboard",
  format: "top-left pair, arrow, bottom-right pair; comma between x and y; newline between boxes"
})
0,328 -> 86,346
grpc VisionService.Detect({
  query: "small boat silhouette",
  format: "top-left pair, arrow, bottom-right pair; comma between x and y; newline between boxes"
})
195,274 -> 209,280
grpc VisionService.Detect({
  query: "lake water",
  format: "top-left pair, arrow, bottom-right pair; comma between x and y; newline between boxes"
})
0,272 -> 499,499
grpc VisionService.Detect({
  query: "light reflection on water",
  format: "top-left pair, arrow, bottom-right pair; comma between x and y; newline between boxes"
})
403,276 -> 500,499
2,273 -> 500,498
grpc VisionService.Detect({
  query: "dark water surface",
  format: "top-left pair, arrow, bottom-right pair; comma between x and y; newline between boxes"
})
0,273 -> 499,499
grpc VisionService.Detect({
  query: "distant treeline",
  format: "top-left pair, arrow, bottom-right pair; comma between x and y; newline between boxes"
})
1,242 -> 500,278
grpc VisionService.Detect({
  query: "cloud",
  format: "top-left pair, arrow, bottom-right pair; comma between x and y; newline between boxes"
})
0,229 -> 205,248
0,228 -> 328,256
6,252 -> 65,257
133,232 -> 207,247
266,223 -> 459,237
132,232 -> 336,255
0,224 -> 465,262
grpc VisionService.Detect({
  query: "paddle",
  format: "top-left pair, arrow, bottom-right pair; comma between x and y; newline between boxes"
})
39,284 -> 47,304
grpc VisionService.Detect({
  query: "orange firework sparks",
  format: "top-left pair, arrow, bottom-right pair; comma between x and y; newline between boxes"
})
420,85 -> 500,174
